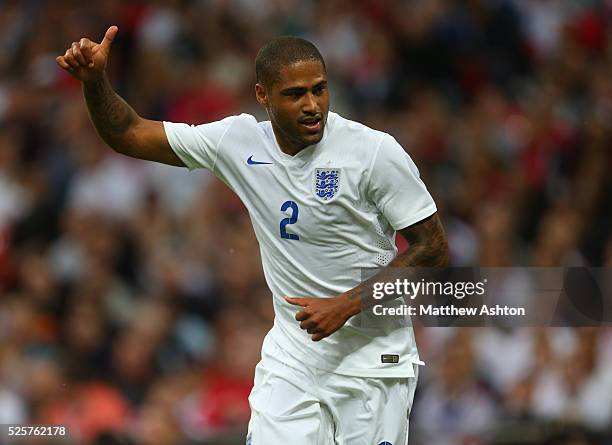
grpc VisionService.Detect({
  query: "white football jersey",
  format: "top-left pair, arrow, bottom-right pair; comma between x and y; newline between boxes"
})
163,111 -> 436,377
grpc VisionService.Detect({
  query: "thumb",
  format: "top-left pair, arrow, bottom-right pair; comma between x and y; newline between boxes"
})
285,297 -> 309,307
99,25 -> 118,53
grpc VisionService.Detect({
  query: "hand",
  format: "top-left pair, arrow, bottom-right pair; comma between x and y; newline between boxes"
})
285,295 -> 358,341
56,25 -> 118,83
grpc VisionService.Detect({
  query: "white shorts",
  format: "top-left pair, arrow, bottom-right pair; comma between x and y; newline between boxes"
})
247,339 -> 419,445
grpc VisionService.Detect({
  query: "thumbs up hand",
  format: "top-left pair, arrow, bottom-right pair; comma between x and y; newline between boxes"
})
56,26 -> 118,83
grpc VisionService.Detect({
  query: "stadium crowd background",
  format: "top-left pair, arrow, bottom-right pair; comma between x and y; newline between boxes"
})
1,0 -> 611,444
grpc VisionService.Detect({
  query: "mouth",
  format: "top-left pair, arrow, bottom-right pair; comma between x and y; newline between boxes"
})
299,115 -> 323,133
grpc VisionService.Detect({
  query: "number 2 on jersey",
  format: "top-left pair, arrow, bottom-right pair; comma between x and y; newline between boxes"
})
280,201 -> 299,240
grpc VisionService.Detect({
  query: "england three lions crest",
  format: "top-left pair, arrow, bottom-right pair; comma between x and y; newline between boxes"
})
314,168 -> 340,201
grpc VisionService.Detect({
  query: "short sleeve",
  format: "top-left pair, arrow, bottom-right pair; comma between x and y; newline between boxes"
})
367,134 -> 437,230
163,116 -> 237,171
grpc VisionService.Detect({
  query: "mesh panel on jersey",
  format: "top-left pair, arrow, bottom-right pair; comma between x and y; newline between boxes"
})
373,218 -> 394,266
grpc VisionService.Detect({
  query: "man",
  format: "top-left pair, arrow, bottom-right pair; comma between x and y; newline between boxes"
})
57,26 -> 448,445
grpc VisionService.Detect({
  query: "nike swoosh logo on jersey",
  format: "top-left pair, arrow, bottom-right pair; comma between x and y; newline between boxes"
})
247,155 -> 273,165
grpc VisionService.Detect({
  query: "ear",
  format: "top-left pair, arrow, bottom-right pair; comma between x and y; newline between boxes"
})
255,83 -> 268,107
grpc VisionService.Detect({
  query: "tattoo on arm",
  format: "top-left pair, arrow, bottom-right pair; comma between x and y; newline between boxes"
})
341,212 -> 449,314
82,75 -> 138,149
395,213 -> 449,267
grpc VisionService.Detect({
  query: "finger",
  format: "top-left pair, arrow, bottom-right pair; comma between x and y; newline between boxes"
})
300,319 -> 316,330
306,325 -> 323,334
64,48 -> 79,68
71,42 -> 87,66
80,38 -> 94,66
99,25 -> 118,53
56,56 -> 72,71
285,297 -> 309,307
295,310 -> 310,322
312,332 -> 327,342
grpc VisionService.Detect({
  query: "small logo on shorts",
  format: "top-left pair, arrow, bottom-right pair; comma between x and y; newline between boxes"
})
246,432 -> 252,445
381,354 -> 399,364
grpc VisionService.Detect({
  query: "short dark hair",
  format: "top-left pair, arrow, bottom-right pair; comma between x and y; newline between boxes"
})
255,36 -> 326,87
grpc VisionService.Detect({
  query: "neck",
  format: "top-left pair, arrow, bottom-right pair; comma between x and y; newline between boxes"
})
270,121 -> 307,157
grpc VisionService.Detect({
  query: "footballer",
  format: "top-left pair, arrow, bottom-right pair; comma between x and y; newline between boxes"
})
57,26 -> 449,445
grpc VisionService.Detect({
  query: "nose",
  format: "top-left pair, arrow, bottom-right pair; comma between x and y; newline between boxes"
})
302,92 -> 318,114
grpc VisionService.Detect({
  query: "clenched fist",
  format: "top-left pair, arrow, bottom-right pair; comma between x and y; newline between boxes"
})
56,26 -> 118,83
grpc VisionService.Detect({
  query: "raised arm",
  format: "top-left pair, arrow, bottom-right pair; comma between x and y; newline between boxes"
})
56,26 -> 184,167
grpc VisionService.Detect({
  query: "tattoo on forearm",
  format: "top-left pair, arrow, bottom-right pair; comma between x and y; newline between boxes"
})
83,76 -> 138,146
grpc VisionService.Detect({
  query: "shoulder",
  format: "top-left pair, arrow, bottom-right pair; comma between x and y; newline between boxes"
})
211,113 -> 260,131
328,111 -> 386,139
186,113 -> 264,144
228,113 -> 271,139
189,113 -> 260,131
327,111 -> 395,156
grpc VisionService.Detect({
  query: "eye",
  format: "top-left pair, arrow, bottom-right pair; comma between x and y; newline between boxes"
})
314,85 -> 327,95
283,91 -> 303,99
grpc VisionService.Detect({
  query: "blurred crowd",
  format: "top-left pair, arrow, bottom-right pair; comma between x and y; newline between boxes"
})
0,0 -> 611,444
